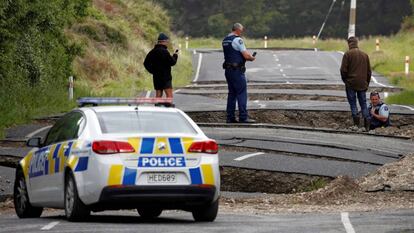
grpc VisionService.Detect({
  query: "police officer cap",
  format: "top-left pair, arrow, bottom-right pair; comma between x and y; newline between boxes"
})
158,32 -> 169,41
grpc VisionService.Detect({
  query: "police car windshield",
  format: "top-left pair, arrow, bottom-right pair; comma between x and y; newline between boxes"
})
97,111 -> 197,134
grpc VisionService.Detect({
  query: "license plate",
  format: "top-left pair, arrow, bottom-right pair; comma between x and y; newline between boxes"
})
147,173 -> 177,183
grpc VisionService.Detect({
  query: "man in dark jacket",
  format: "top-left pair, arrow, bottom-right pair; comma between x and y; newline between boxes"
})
340,37 -> 372,131
144,33 -> 178,98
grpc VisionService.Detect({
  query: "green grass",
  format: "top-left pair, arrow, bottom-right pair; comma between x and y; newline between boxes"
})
0,80 -> 92,138
182,35 -> 414,105
299,178 -> 329,192
68,0 -> 193,97
178,36 -> 346,50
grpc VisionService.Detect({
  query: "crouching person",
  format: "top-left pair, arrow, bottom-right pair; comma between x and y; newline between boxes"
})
368,91 -> 390,130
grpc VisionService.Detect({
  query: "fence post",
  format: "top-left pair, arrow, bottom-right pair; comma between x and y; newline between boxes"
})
69,76 -> 74,100
185,36 -> 189,50
264,36 -> 268,48
405,56 -> 410,76
376,38 -> 380,51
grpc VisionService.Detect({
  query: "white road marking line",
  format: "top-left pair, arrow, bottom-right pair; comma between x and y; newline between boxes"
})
371,75 -> 389,87
145,90 -> 151,98
174,89 -> 181,93
234,152 -> 265,161
341,212 -> 356,233
41,221 -> 60,231
393,104 -> 414,111
26,125 -> 53,138
193,53 -> 203,83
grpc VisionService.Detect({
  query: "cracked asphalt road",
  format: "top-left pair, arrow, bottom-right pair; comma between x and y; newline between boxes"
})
1,49 -> 414,232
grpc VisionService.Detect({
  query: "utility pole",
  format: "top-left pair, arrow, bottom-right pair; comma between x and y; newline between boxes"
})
348,0 -> 356,38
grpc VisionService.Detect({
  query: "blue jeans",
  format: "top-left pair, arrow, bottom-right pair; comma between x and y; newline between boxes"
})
345,87 -> 369,118
225,69 -> 248,121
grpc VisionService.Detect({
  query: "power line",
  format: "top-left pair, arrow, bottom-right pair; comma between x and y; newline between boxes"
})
317,0 -> 337,40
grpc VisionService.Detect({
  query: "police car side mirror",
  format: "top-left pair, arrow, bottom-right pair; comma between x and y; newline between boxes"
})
26,137 -> 42,148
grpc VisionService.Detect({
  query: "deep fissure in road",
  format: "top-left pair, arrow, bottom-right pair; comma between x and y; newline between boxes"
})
188,110 -> 414,138
0,155 -> 329,194
220,166 -> 331,194
186,83 -> 400,93
198,93 -> 347,102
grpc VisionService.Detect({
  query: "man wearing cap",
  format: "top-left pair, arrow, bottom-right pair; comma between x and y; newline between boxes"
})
340,36 -> 372,131
144,33 -> 178,99
368,91 -> 390,130
222,23 -> 256,123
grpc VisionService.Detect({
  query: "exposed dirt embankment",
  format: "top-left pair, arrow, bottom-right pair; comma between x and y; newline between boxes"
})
188,110 -> 414,138
358,154 -> 414,192
221,167 -> 331,194
220,154 -> 414,213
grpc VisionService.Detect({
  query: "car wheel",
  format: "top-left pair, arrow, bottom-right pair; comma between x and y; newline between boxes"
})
137,208 -> 162,220
13,168 -> 43,218
65,172 -> 90,221
192,199 -> 219,222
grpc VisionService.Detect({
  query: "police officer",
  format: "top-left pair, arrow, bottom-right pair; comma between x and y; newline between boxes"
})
222,23 -> 256,123
368,91 -> 390,130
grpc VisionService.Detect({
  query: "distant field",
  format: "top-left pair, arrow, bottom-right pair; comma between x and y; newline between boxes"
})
180,34 -> 414,105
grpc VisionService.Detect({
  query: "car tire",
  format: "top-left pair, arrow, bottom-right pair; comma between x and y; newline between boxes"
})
64,172 -> 90,222
13,168 -> 43,218
192,199 -> 219,222
137,208 -> 162,220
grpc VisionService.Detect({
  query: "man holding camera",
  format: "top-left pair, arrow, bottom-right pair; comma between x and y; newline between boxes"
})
222,23 -> 256,123
144,33 -> 178,98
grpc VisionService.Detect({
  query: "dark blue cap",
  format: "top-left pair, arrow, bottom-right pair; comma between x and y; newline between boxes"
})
158,33 -> 169,41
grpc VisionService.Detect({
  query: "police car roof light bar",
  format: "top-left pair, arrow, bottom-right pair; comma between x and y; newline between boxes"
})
77,97 -> 173,107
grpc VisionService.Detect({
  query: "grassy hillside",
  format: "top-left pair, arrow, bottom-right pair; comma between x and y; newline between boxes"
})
0,0 -> 193,137
183,34 -> 414,105
68,0 -> 192,97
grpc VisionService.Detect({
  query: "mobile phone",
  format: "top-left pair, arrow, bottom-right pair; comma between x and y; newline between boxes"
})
252,52 -> 257,57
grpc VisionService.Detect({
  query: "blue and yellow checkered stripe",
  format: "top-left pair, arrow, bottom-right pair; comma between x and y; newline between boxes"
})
127,137 -> 194,155
27,140 -> 89,178
107,136 -> 215,186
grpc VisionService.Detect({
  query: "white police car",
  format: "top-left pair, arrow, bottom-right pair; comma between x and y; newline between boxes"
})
14,98 -> 220,222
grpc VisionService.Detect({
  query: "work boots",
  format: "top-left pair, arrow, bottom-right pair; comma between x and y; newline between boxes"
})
352,116 -> 360,128
364,118 -> 371,132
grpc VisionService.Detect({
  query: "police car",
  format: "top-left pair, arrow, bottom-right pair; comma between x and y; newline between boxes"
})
14,97 -> 220,222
